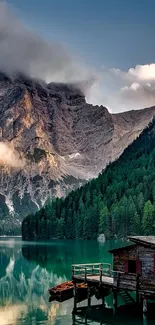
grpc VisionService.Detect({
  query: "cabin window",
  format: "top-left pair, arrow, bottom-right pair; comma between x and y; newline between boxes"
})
128,260 -> 137,274
124,259 -> 141,274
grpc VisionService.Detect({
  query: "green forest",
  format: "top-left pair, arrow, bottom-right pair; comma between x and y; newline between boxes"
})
22,119 -> 155,240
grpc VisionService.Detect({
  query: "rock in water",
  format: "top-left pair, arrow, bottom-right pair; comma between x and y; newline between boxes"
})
97,234 -> 106,243
0,72 -> 155,234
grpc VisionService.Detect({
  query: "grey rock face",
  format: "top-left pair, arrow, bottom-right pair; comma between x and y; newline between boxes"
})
0,72 -> 155,234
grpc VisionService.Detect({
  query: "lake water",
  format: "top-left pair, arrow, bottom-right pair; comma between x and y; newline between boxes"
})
0,238 -> 154,325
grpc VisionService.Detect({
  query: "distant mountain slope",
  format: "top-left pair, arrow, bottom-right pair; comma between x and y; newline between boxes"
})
22,119 -> 155,240
0,72 -> 155,234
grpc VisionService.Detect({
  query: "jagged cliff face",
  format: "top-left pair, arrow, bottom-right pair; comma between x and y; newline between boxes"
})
0,72 -> 155,233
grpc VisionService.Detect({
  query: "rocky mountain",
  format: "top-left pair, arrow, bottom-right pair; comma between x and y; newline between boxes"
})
0,72 -> 155,234
22,118 -> 155,240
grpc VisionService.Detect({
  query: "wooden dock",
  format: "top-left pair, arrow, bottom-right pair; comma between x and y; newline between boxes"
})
72,263 -> 114,286
72,262 -> 155,296
71,261 -> 155,319
49,237 -> 155,323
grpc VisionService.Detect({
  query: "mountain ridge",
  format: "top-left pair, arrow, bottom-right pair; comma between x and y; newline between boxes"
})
22,118 -> 155,240
0,72 -> 155,234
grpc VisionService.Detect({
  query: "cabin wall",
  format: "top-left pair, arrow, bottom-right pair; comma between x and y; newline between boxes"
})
113,244 -> 155,290
113,245 -> 137,272
138,245 -> 155,279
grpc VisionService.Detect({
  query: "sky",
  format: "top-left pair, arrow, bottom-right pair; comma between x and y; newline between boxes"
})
2,0 -> 155,112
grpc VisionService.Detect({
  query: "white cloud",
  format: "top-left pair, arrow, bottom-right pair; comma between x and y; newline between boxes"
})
0,142 -> 25,168
0,3 -> 92,84
0,3 -> 155,113
111,64 -> 155,82
86,64 -> 155,112
128,64 -> 155,81
120,82 -> 155,108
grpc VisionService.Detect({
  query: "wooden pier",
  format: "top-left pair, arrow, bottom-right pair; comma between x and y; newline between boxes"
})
49,237 -> 155,323
72,263 -> 135,307
71,237 -> 155,321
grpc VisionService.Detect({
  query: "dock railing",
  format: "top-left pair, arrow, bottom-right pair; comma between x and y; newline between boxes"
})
72,263 -> 113,282
72,263 -> 138,288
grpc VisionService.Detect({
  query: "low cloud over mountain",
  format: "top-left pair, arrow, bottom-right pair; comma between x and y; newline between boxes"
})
87,64 -> 155,112
0,3 -> 91,84
0,3 -> 155,113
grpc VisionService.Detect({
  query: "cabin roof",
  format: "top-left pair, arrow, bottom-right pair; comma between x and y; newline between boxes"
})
128,236 -> 155,247
109,236 -> 155,254
109,243 -> 135,253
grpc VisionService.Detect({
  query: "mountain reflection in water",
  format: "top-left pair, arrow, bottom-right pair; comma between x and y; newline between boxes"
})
0,238 -> 154,325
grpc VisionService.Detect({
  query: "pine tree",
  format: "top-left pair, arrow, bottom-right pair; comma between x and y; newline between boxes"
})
56,218 -> 64,238
142,200 -> 154,235
132,211 -> 141,235
99,204 -> 109,236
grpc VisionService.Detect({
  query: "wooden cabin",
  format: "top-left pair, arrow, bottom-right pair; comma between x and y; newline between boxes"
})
109,236 -> 155,297
71,236 -> 155,316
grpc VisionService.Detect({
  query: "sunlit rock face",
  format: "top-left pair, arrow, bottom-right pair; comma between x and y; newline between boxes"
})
0,72 -> 155,233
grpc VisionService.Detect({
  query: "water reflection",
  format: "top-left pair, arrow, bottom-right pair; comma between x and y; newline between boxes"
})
22,239 -> 114,276
0,239 -> 75,325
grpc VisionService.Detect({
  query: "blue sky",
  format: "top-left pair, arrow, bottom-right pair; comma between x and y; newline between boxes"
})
8,0 -> 155,70
3,0 -> 155,112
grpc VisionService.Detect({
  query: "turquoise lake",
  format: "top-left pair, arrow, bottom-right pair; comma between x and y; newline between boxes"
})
0,238 -> 154,325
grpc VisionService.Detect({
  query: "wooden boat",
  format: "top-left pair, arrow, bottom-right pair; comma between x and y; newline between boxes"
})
49,281 -> 74,302
49,281 -> 94,303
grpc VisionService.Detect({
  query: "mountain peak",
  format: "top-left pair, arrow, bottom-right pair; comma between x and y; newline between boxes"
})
0,72 -> 155,234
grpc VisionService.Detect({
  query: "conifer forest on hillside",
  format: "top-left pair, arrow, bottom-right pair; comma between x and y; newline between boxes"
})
22,120 -> 155,240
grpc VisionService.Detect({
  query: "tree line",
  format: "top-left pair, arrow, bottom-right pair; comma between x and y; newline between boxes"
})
22,119 -> 155,240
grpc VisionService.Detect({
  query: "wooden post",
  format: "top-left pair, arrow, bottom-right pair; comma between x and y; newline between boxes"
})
87,286 -> 91,309
108,264 -> 111,276
143,313 -> 148,325
84,267 -> 87,283
102,296 -> 105,307
136,274 -> 140,305
142,295 -> 148,325
117,272 -> 120,288
113,289 -> 118,314
73,282 -> 77,312
72,312 -> 76,325
100,268 -> 103,285
143,296 -> 147,315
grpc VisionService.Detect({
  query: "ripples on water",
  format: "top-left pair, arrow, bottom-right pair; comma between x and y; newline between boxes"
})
0,237 -> 154,325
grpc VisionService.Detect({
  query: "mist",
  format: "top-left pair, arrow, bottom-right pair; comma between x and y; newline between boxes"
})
0,3 -> 155,113
0,142 -> 25,168
0,3 -> 91,84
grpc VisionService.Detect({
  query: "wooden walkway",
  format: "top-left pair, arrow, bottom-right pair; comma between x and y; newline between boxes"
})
73,274 -> 114,285
72,263 -> 141,293
71,262 -> 155,323
72,263 -> 115,287
72,262 -> 155,296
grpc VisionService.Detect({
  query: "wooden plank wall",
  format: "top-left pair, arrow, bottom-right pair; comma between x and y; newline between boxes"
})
138,245 -> 154,279
113,246 -> 137,272
113,244 -> 155,291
